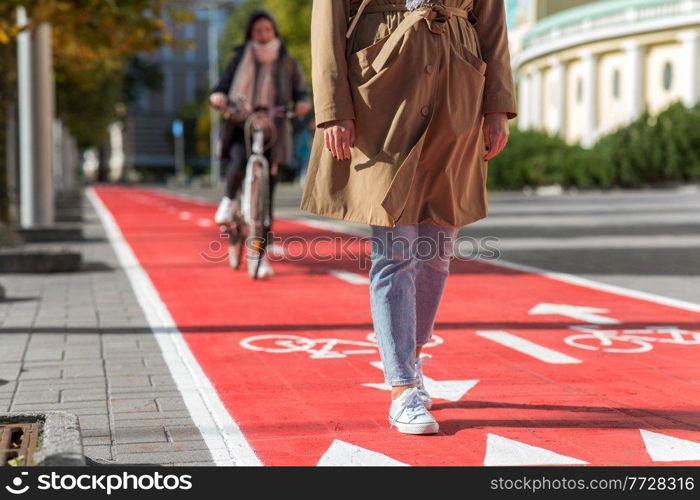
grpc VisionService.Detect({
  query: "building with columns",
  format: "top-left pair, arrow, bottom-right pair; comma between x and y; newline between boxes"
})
509,0 -> 700,147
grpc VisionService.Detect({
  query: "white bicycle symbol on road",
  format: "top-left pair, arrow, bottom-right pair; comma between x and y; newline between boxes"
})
240,332 -> 444,359
564,325 -> 700,353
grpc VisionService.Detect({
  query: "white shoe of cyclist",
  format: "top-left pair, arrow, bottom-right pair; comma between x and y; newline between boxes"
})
415,354 -> 433,410
388,387 -> 439,435
247,254 -> 274,279
214,196 -> 234,225
258,256 -> 274,278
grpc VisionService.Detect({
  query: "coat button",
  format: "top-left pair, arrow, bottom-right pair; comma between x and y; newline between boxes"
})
421,106 -> 430,117
425,64 -> 434,74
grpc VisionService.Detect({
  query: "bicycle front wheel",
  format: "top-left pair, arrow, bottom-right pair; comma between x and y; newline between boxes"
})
243,155 -> 271,279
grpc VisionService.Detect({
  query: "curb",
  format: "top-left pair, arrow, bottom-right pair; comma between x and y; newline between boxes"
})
1,412 -> 86,466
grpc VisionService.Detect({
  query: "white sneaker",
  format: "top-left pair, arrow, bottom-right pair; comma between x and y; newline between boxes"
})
247,254 -> 274,279
388,387 -> 439,435
415,354 -> 432,410
258,256 -> 274,278
214,197 -> 234,225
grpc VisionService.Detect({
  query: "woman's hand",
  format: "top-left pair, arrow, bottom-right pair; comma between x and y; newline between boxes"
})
323,119 -> 355,161
482,112 -> 510,161
209,92 -> 228,109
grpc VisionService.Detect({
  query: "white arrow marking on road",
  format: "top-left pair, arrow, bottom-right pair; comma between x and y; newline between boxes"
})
529,303 -> 621,324
318,440 -> 408,466
476,330 -> 582,364
484,434 -> 588,466
363,361 -> 479,401
640,429 -> 700,462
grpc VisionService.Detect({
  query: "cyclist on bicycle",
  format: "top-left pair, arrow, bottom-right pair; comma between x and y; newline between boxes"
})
209,9 -> 312,277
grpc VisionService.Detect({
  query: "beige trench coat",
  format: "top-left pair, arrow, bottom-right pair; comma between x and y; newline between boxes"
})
300,0 -> 518,227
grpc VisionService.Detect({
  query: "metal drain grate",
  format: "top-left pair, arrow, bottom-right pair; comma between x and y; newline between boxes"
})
0,423 -> 39,466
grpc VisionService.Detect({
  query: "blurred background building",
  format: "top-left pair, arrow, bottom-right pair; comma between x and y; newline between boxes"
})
126,1 -> 241,175
508,0 -> 700,146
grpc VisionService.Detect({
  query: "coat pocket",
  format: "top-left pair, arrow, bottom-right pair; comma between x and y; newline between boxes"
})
451,43 -> 487,77
348,33 -> 393,85
446,43 -> 487,136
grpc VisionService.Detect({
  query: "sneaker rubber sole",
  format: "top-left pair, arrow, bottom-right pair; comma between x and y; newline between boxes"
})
388,416 -> 439,435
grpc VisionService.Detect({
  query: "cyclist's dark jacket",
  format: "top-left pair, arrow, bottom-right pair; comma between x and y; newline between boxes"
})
211,43 -> 310,166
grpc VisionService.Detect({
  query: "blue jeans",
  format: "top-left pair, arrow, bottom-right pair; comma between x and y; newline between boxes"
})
369,222 -> 458,386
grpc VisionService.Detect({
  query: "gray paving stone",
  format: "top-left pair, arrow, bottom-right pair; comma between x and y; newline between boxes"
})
0,191 -> 214,466
116,450 -> 213,464
115,441 -> 210,454
114,426 -> 168,444
83,445 -> 114,461
111,398 -> 159,413
78,414 -> 111,430
165,426 -> 207,442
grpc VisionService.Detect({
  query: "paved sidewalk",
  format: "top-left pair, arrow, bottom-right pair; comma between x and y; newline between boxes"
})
0,191 -> 215,466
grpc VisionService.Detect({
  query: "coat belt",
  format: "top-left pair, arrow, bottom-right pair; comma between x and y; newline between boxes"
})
346,1 -> 474,38
346,1 -> 473,73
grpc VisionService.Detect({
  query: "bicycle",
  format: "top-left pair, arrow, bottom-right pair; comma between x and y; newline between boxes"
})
217,98 -> 295,279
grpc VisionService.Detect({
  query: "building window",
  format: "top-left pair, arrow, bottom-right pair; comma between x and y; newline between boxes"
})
662,61 -> 673,91
612,69 -> 620,98
576,77 -> 583,103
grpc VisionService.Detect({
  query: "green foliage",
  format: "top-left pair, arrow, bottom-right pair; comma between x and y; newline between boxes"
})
489,101 -> 700,190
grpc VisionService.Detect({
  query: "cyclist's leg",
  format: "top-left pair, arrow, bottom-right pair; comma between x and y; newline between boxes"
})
224,138 -> 247,200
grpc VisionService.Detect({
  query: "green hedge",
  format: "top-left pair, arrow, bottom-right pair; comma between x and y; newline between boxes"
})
488,101 -> 700,190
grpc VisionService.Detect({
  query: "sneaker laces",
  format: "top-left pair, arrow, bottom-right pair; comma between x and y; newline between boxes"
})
415,354 -> 431,395
389,387 -> 427,429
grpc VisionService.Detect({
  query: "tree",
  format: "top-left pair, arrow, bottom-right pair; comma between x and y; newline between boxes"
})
0,0 -> 184,222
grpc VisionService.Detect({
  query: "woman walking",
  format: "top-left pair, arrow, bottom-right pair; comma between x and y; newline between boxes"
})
210,9 -> 312,277
301,0 -> 517,434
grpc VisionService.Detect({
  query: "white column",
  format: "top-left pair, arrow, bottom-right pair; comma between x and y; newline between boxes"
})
622,40 -> 646,121
549,57 -> 567,138
517,72 -> 531,129
17,7 -> 34,227
579,49 -> 599,148
32,22 -> 55,226
677,29 -> 700,107
530,67 -> 543,130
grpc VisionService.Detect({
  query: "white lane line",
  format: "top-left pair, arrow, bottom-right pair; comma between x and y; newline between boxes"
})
197,218 -> 213,228
329,270 -> 370,285
489,259 -> 700,314
289,216 -> 700,314
475,330 -> 582,364
87,187 -> 262,466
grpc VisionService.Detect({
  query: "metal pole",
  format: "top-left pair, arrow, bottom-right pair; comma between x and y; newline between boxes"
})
16,7 -> 34,228
208,3 -> 221,186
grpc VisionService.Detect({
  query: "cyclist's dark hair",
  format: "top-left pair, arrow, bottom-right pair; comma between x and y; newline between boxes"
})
244,9 -> 281,41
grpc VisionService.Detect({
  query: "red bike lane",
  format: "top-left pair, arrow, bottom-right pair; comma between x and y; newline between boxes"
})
94,185 -> 700,466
